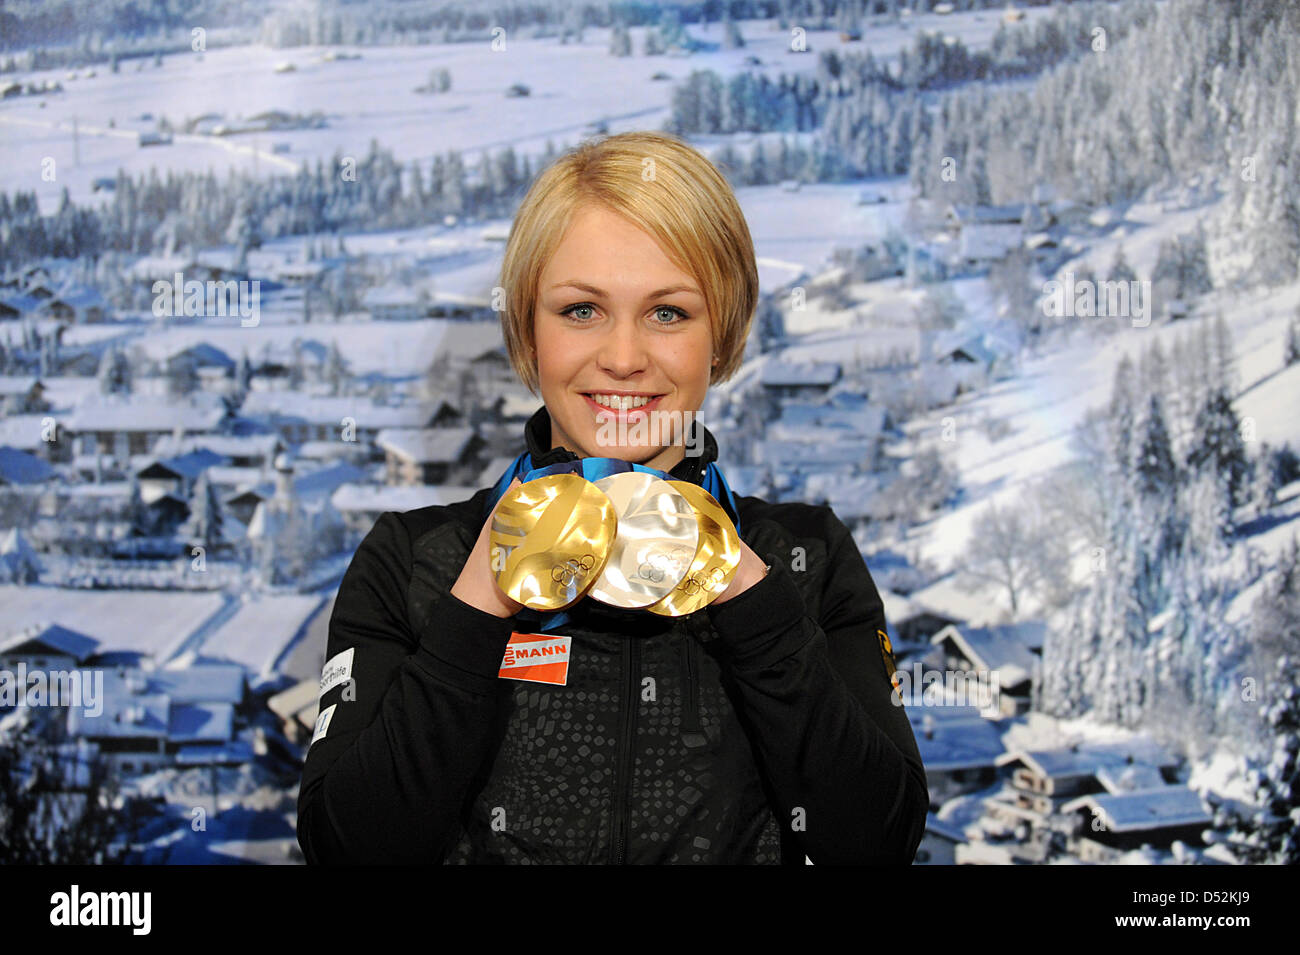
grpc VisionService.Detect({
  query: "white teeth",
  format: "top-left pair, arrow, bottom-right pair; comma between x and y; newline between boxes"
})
590,394 -> 652,410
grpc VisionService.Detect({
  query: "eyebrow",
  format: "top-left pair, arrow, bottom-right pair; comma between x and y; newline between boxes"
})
548,281 -> 703,299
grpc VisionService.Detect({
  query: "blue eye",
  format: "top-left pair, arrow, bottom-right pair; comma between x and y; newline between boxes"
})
561,303 -> 596,321
559,303 -> 690,325
654,305 -> 689,324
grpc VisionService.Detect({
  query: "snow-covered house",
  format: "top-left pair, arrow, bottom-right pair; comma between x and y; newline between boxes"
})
151,432 -> 281,469
64,395 -> 228,465
362,283 -> 429,321
331,483 -> 479,537
929,621 -> 1045,717
0,376 -> 47,414
758,360 -> 842,400
375,426 -> 485,486
985,739 -> 1183,843
425,290 -> 493,320
0,622 -> 98,672
909,708 -> 1007,806
42,285 -> 107,324
238,391 -> 435,448
752,437 -> 871,475
227,458 -> 364,526
877,590 -> 963,647
945,203 -> 1026,232
0,292 -> 44,320
136,448 -> 227,504
1060,787 -> 1213,861
64,663 -> 246,775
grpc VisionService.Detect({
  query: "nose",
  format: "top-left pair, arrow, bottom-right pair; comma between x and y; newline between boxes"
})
596,314 -> 650,379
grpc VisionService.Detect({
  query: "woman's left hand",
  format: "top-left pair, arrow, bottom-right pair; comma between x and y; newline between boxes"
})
708,539 -> 769,606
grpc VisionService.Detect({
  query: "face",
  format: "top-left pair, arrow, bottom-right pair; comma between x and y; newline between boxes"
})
532,203 -> 715,472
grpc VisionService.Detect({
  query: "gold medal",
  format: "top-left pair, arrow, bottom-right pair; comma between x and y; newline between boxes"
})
646,481 -> 742,616
588,471 -> 700,609
489,473 -> 617,611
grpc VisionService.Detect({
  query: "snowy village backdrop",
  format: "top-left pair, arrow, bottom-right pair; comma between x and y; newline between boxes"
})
0,0 -> 1297,865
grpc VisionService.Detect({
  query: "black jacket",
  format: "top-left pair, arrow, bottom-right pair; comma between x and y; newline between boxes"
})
297,407 -> 929,864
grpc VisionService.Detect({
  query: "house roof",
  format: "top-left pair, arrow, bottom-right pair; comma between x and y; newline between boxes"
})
148,663 -> 245,704
137,448 -> 228,481
910,715 -> 1006,772
759,360 -> 841,388
47,285 -> 106,309
0,622 -> 99,661
1059,787 -> 1211,833
995,738 -> 1180,778
167,701 -> 234,743
924,814 -> 970,843
1095,764 -> 1168,795
0,445 -> 54,484
0,376 -> 41,395
330,482 -> 478,513
375,426 -> 477,464
239,392 -> 433,429
65,395 -> 226,433
228,461 -> 366,506
946,203 -> 1027,226
931,622 -> 1044,689
0,292 -> 44,314
152,432 -> 280,460
167,342 -> 235,369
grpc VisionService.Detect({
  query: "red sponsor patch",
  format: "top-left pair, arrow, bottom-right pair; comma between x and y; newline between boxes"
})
498,632 -> 572,686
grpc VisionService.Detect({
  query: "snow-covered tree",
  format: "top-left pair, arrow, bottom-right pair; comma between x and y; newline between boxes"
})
1185,386 -> 1249,507
1206,649 -> 1300,865
96,346 -> 131,395
179,472 -> 223,553
1130,393 -> 1178,499
1285,307 -> 1300,366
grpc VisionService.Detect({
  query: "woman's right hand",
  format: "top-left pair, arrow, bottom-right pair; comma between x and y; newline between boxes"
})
450,476 -> 526,619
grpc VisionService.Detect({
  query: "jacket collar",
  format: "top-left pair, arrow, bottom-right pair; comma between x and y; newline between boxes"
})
523,404 -> 719,486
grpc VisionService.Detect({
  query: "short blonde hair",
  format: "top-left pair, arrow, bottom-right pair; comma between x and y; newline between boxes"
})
497,130 -> 759,395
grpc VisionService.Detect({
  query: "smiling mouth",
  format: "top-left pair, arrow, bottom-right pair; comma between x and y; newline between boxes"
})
581,392 -> 667,415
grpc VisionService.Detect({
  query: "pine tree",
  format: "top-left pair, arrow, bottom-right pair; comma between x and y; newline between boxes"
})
1107,353 -> 1138,476
1131,393 -> 1178,499
180,472 -> 223,553
1285,307 -> 1300,366
1186,387 -> 1250,507
1206,650 -> 1300,864
324,341 -> 345,395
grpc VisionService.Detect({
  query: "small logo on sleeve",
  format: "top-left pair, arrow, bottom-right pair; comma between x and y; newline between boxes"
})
877,628 -> 899,675
319,647 -> 354,697
498,633 -> 572,686
310,704 -> 336,747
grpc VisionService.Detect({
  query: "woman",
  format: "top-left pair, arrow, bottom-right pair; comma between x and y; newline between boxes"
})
297,131 -> 928,865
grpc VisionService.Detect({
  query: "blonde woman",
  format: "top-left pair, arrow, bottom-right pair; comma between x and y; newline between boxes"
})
297,131 -> 928,864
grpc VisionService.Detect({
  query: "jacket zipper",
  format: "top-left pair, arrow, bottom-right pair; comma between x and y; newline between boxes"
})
610,636 -> 639,864
680,629 -> 705,746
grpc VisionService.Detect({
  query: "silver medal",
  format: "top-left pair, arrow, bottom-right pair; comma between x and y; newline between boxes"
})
588,471 -> 700,609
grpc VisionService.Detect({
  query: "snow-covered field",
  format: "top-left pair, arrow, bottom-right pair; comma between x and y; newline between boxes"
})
2,8 -> 1056,214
